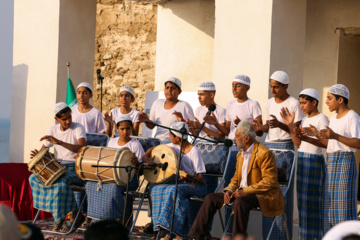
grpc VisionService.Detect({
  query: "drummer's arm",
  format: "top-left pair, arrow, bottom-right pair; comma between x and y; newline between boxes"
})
50,137 -> 86,154
142,147 -> 155,163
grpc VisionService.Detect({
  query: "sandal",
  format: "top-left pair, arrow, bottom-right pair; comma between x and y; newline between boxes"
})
61,214 -> 85,233
80,217 -> 92,228
52,218 -> 66,231
140,221 -> 154,234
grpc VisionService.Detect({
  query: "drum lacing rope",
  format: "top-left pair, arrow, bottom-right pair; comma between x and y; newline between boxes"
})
96,147 -> 103,190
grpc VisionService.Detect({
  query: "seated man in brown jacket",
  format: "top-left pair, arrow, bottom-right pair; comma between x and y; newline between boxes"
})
188,121 -> 285,239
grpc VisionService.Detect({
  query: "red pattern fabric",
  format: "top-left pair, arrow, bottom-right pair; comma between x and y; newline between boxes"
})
0,163 -> 51,220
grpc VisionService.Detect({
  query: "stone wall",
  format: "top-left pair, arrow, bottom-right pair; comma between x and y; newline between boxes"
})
93,0 -> 157,113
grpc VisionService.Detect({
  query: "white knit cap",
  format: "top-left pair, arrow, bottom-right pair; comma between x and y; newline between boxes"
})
54,102 -> 69,116
299,88 -> 319,101
165,77 -> 182,89
115,115 -> 132,125
170,122 -> 189,139
119,86 -> 135,98
198,81 -> 216,91
233,75 -> 251,86
270,71 -> 289,85
77,82 -> 93,92
328,84 -> 350,99
322,220 -> 360,240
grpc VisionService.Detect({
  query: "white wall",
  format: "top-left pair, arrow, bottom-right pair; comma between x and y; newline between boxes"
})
154,0 -> 215,92
10,0 -> 97,163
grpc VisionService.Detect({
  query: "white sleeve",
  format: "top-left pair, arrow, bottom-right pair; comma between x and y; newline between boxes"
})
133,110 -> 140,123
97,111 -> 108,133
265,100 -> 270,121
225,102 -> 231,122
292,101 -> 304,123
349,114 -> 360,139
317,115 -> 329,130
182,102 -> 194,121
192,147 -> 206,174
252,101 -> 262,119
134,142 -> 145,163
76,124 -> 87,140
149,100 -> 157,122
218,108 -> 226,124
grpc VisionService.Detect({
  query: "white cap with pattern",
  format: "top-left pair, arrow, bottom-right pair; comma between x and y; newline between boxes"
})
119,86 -> 135,98
77,82 -> 93,92
170,122 -> 189,139
198,81 -> 216,91
54,102 -> 69,116
299,88 -> 319,101
165,77 -> 182,89
328,84 -> 350,99
115,115 -> 132,125
270,71 -> 289,85
233,75 -> 251,86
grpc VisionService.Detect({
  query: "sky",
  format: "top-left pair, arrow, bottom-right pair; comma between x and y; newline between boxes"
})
0,1 -> 14,119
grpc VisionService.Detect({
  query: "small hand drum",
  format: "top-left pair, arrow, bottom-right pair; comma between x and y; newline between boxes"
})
143,144 -> 178,184
28,148 -> 67,186
76,146 -> 135,185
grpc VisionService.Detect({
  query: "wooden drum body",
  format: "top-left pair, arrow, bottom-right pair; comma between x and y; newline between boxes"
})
143,145 -> 178,184
76,146 -> 135,185
28,148 -> 67,186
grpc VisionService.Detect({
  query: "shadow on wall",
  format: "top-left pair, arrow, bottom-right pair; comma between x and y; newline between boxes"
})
161,0 -> 215,38
9,64 -> 28,163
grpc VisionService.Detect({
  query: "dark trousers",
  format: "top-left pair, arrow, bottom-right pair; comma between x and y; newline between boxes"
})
188,192 -> 259,239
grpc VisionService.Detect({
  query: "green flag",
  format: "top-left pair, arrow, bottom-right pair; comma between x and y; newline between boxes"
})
66,77 -> 77,107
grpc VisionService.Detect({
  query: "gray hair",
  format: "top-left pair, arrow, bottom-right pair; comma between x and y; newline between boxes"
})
236,121 -> 256,140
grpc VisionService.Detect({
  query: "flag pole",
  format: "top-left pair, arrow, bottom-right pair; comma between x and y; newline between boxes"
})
67,62 -> 70,78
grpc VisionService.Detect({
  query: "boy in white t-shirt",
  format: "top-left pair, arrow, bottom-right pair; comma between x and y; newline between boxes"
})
71,82 -> 107,134
186,81 -> 226,141
138,77 -> 194,144
304,84 -> 360,236
104,86 -> 140,137
204,75 -> 263,139
280,88 -> 329,240
29,102 -> 86,233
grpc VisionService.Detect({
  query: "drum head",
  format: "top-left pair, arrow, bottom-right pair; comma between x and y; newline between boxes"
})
114,147 -> 136,185
28,148 -> 50,170
143,145 -> 178,184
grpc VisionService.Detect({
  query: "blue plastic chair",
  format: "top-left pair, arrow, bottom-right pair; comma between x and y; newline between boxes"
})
85,132 -> 109,147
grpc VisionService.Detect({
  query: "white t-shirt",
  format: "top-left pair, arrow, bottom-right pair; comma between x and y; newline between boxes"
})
107,138 -> 145,162
265,96 -> 303,142
298,113 -> 329,155
149,99 -> 194,144
327,110 -> 360,153
71,105 -> 107,133
44,122 -> 86,162
195,104 -> 226,140
167,143 -> 206,176
226,99 -> 262,139
110,108 -> 140,137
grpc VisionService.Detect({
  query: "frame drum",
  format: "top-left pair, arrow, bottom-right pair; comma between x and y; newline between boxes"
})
76,146 -> 135,185
143,144 -> 178,184
28,148 -> 67,186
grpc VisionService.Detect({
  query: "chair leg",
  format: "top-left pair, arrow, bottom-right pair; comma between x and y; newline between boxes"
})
32,209 -> 41,224
265,216 -> 276,240
282,214 -> 290,240
218,209 -> 225,231
265,215 -> 289,240
129,184 -> 150,236
222,211 -> 234,239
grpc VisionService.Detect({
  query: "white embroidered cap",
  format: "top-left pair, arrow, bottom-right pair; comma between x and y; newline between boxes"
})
233,75 -> 251,86
299,88 -> 320,101
77,82 -> 93,92
170,122 -> 189,139
198,81 -> 216,91
119,86 -> 135,98
270,71 -> 289,85
328,84 -> 350,99
115,115 -> 132,125
54,102 -> 69,116
165,77 -> 182,89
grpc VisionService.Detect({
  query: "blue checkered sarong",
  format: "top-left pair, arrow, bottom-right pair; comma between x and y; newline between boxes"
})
297,151 -> 324,240
86,172 -> 139,220
322,152 -> 357,235
151,182 -> 207,238
262,140 -> 294,240
29,163 -> 84,224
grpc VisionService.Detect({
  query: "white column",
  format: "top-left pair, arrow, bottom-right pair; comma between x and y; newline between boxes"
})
10,0 -> 97,163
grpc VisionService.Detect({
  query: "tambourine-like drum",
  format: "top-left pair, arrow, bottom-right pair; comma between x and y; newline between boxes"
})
143,144 -> 178,184
28,148 -> 67,186
75,146 -> 135,185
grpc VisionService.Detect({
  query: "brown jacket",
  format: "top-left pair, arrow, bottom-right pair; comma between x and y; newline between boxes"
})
224,141 -> 285,217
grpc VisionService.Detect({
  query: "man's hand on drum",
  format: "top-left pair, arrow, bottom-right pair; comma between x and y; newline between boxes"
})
30,149 -> 40,159
40,135 -> 61,145
131,156 -> 140,166
142,147 -> 155,164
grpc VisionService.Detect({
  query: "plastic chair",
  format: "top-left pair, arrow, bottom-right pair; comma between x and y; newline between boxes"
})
85,132 -> 109,147
222,148 -> 295,240
188,142 -> 231,231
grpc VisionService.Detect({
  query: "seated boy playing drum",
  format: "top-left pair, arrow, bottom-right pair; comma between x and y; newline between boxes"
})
29,102 -> 86,232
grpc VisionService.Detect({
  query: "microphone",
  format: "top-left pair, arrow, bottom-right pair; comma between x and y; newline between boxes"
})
192,104 -> 216,143
208,136 -> 233,147
96,69 -> 104,84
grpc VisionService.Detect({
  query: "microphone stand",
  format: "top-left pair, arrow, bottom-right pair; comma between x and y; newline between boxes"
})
96,69 -> 104,112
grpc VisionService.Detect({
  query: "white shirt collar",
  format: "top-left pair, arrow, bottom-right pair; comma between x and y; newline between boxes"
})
241,142 -> 254,157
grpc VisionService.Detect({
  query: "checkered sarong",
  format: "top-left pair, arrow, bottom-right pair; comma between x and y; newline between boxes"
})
151,182 -> 207,238
86,172 -> 139,220
262,140 -> 294,240
297,151 -> 324,240
322,152 -> 357,235
29,163 -> 84,224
